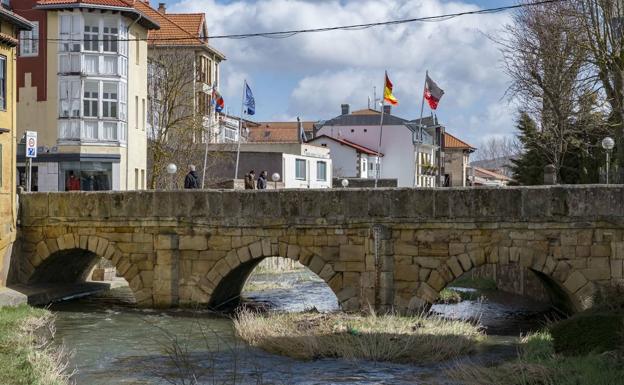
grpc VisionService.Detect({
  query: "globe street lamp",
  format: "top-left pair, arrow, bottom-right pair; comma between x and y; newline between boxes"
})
166,163 -> 177,190
341,179 -> 349,188
271,172 -> 280,189
602,137 -> 615,184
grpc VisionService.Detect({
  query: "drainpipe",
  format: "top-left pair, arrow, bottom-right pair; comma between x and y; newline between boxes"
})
126,14 -> 142,191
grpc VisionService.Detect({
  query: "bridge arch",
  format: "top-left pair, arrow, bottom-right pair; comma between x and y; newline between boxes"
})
23,234 -> 151,305
202,240 -> 345,311
409,245 -> 594,314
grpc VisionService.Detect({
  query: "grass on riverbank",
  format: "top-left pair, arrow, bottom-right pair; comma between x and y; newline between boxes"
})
234,310 -> 484,364
448,329 -> 624,385
451,276 -> 497,291
0,305 -> 71,385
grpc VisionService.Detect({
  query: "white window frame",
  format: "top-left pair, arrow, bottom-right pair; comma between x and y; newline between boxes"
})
102,82 -> 118,119
59,13 -> 81,53
102,20 -> 119,54
295,158 -> 306,180
316,161 -> 327,181
20,21 -> 39,57
0,56 -> 5,111
83,19 -> 99,52
83,81 -> 98,118
59,78 -> 81,118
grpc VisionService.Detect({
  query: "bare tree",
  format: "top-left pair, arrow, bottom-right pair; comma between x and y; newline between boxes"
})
473,136 -> 522,162
499,1 -> 600,179
146,48 -> 230,189
572,0 -> 624,180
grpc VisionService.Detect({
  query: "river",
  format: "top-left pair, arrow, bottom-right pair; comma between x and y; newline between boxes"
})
49,270 -> 555,385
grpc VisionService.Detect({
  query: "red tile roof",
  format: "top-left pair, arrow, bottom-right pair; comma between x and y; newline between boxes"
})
444,132 -> 475,150
133,1 -> 204,46
249,121 -> 315,143
472,166 -> 513,181
312,135 -> 383,156
167,13 -> 204,36
36,0 -> 159,29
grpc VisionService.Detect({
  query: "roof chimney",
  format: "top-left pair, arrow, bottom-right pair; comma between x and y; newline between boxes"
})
383,105 -> 392,115
158,2 -> 166,13
341,104 -> 350,115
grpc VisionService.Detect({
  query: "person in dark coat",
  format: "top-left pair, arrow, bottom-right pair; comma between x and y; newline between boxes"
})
257,170 -> 268,189
184,165 -> 200,189
244,170 -> 256,189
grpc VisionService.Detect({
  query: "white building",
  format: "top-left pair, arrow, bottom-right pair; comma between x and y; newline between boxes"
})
204,142 -> 332,189
315,105 -> 443,187
307,134 -> 382,179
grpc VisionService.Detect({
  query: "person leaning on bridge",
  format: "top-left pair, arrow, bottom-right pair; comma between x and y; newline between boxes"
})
257,170 -> 268,190
184,165 -> 200,189
245,170 -> 256,190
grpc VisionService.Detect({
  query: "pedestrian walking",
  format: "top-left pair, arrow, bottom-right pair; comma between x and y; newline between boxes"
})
257,170 -> 268,190
184,165 -> 200,189
244,170 -> 256,190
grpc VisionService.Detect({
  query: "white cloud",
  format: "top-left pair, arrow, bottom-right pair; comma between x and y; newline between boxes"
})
171,0 -> 515,146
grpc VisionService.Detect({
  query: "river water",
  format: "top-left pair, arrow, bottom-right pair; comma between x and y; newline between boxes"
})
49,270 -> 555,385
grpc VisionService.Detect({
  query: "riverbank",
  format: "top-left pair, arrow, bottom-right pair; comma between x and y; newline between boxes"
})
0,305 -> 71,385
448,330 -> 624,385
234,310 -> 485,364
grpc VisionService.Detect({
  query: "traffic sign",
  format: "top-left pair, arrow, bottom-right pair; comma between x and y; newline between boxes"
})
26,131 -> 37,158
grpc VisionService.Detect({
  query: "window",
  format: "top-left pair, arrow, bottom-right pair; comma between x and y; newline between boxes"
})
197,92 -> 210,116
142,98 -> 145,131
83,81 -> 98,117
102,122 -> 117,140
362,159 -> 367,173
135,95 -> 138,128
135,39 -> 139,65
103,22 -> 118,53
59,52 -> 81,73
59,79 -> 80,117
134,168 -> 138,189
102,83 -> 118,118
119,82 -> 127,121
59,14 -> 81,52
196,56 -> 212,84
141,169 -> 145,189
83,23 -> 98,52
20,21 -> 39,56
295,159 -> 306,180
0,56 -> 5,110
317,161 -> 327,181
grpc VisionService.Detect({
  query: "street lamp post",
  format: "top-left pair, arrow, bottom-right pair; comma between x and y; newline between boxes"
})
166,163 -> 177,190
341,179 -> 349,188
271,172 -> 280,190
602,137 -> 615,184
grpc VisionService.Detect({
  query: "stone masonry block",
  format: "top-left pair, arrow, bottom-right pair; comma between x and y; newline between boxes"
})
427,270 -> 446,292
339,244 -> 365,261
458,253 -> 472,271
237,247 -> 251,263
447,256 -> 463,278
248,241 -> 263,259
308,255 -> 325,274
563,271 -> 588,293
180,235 -> 208,251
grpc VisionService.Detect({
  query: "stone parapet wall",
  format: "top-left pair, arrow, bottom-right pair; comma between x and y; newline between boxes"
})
12,186 -> 624,313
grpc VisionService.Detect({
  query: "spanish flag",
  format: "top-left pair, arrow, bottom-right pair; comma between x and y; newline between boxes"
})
384,71 -> 398,106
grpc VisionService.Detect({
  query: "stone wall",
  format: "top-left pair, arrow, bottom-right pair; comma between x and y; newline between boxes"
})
13,186 -> 624,313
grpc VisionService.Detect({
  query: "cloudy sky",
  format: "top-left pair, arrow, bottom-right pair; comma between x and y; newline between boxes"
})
164,0 -> 518,146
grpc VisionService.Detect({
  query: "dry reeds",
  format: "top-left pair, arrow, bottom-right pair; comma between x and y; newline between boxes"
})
234,310 -> 484,364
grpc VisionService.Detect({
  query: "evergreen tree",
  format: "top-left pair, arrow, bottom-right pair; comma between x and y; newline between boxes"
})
510,113 -> 547,185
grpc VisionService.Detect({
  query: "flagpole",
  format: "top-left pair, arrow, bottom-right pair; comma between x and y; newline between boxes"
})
414,70 -> 428,188
202,85 -> 216,189
234,80 -> 246,181
375,72 -> 386,188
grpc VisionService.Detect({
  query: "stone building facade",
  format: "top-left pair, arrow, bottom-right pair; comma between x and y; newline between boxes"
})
0,3 -> 32,286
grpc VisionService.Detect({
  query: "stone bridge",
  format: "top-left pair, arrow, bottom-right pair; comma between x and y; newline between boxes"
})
10,186 -> 624,313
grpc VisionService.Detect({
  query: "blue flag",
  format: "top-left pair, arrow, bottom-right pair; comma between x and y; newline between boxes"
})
244,82 -> 255,115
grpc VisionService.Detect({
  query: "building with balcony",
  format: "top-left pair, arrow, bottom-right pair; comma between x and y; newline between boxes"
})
0,1 -> 33,286
142,2 -> 225,143
314,105 -> 444,187
14,0 -> 159,191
